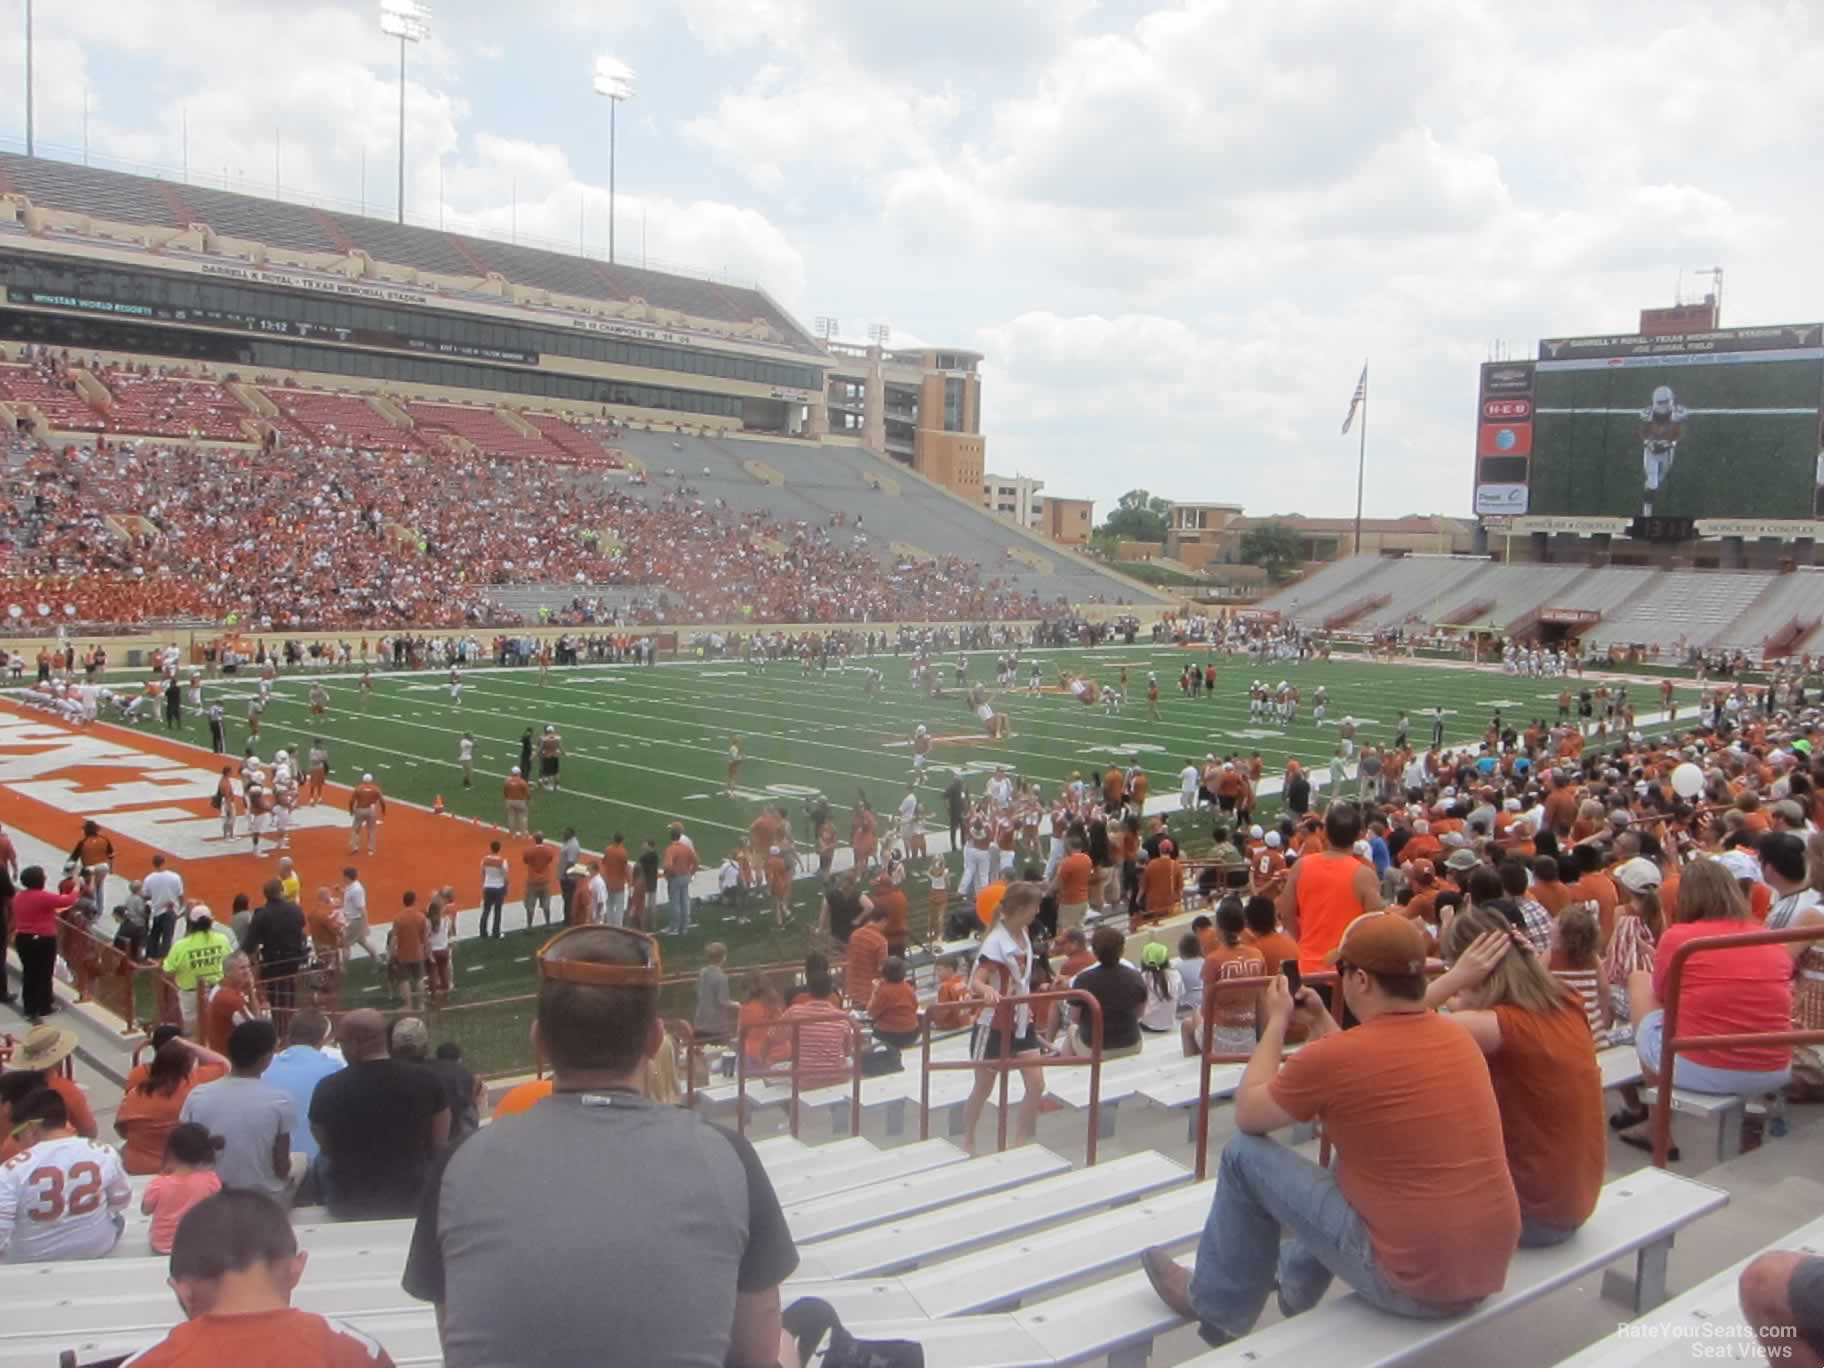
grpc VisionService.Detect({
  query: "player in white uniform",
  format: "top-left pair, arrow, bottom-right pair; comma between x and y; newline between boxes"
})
1638,385 -> 1689,506
449,667 -> 464,705
1101,686 -> 1122,715
0,1091 -> 132,1262
1312,685 -> 1328,725
186,672 -> 204,709
459,732 -> 475,788
911,725 -> 931,784
270,753 -> 297,851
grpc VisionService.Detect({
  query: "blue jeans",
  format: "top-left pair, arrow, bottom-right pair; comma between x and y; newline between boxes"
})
1188,1134 -> 1482,1337
1636,1009 -> 1792,1095
668,875 -> 692,935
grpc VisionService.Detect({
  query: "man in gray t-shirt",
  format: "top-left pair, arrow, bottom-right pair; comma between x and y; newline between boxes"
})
180,1019 -> 294,1198
403,926 -> 796,1367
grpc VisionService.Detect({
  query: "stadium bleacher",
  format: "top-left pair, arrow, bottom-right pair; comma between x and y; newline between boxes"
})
0,150 -> 817,350
1258,554 -> 1824,661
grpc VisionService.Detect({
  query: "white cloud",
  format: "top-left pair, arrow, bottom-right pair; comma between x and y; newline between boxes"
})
6,0 -> 1824,525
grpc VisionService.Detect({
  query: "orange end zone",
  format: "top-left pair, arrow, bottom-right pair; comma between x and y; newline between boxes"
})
0,702 -> 509,925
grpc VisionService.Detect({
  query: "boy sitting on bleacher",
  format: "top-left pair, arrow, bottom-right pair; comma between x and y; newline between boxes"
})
120,1189 -> 394,1366
1141,913 -> 1521,1347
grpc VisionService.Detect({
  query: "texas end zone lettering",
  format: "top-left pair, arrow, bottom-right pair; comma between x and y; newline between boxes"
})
0,713 -> 339,862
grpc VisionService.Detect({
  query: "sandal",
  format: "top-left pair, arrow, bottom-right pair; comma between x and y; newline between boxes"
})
1617,1132 -> 1679,1162
1608,1105 -> 1649,1132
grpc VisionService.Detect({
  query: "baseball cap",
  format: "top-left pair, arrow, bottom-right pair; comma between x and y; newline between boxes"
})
1157,839 -> 1176,857
1264,832 -> 1282,849
1715,849 -> 1762,883
188,904 -> 214,927
1141,942 -> 1170,968
1248,825 -> 1264,840
1327,913 -> 1428,976
1613,857 -> 1662,894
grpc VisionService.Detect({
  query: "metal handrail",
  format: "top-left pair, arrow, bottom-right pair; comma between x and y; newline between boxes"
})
1190,969 -> 1339,1179
1649,922 -> 1824,1168
918,987 -> 1105,1166
733,1012 -> 865,1139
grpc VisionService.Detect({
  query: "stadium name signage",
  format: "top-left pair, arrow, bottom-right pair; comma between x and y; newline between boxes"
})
1694,518 -> 1824,540
200,261 -> 434,307
1538,323 -> 1824,361
1508,516 -> 1632,536
1539,608 -> 1601,625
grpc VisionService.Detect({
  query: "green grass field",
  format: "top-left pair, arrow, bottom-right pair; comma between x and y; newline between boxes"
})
103,646 -> 1671,1073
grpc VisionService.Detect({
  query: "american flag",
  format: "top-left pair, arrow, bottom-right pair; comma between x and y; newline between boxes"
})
1340,365 -> 1367,435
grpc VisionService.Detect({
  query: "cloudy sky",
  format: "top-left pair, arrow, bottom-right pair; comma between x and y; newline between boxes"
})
2,0 -> 1820,520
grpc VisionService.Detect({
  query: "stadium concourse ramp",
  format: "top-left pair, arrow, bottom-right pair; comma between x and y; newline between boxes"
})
1258,556 -> 1824,659
610,428 -> 1171,606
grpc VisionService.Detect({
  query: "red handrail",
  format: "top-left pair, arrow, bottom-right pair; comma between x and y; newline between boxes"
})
1649,922 -> 1824,1168
1190,969 -> 1339,1179
732,1014 -> 866,1139
919,987 -> 1105,1166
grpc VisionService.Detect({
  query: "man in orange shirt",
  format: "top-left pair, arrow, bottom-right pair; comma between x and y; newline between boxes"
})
1278,803 -> 1385,976
521,833 -> 556,931
1050,834 -> 1094,932
599,834 -> 631,927
346,773 -> 384,856
663,823 -> 699,936
205,954 -> 259,1055
392,891 -> 429,1011
844,906 -> 890,1006
502,768 -> 531,836
1139,839 -> 1182,924
1141,914 -> 1520,1345
872,874 -> 910,957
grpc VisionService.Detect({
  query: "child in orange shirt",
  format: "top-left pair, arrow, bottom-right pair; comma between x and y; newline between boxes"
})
141,1123 -> 224,1255
735,976 -> 786,1072
867,957 -> 922,1048
930,955 -> 973,1031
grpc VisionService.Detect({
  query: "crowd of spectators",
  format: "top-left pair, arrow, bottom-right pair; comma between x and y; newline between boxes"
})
0,434 -> 1053,631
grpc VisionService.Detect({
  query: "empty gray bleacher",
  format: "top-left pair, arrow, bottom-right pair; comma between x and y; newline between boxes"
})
1255,554 -> 1391,624
1694,572 -> 1824,657
1462,562 -> 1591,629
1537,565 -> 1660,620
1350,557 -> 1490,631
1586,571 -> 1774,654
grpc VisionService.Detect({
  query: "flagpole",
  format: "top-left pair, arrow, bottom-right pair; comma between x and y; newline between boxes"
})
1353,365 -> 1367,555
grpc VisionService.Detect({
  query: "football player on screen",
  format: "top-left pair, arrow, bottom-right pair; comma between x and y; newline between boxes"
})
1638,384 -> 1689,510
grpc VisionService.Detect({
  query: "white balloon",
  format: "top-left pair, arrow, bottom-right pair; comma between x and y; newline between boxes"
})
1671,762 -> 1704,799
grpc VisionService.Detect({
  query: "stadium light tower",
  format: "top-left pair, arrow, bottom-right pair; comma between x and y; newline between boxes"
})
23,0 -> 33,157
592,57 -> 636,264
380,0 -> 430,225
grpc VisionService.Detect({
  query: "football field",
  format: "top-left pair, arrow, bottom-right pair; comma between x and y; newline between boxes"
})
7,644 -> 1689,1072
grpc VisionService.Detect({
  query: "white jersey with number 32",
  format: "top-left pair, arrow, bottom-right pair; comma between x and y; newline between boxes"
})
0,1135 -> 131,1262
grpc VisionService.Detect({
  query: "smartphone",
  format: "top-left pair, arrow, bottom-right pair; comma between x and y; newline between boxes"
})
1280,962 -> 1302,995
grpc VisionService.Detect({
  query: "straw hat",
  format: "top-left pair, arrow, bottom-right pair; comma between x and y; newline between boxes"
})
15,1025 -> 77,1072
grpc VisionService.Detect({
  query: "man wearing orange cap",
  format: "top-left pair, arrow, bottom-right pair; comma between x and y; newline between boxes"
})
1140,912 -> 1519,1347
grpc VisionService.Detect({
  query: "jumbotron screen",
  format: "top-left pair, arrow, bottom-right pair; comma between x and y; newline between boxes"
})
1475,324 -> 1824,521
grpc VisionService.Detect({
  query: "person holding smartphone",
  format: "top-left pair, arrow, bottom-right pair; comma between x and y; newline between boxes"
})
1141,912 -> 1520,1348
